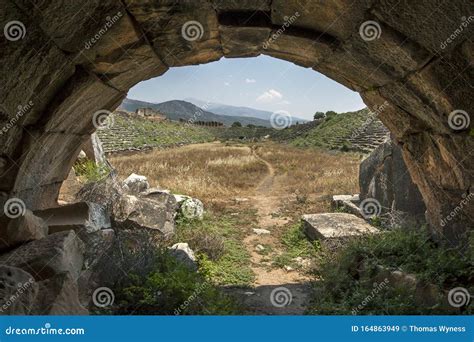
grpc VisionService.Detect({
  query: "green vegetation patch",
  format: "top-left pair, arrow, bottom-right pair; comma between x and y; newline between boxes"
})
273,223 -> 321,270
112,250 -> 238,315
73,160 -> 111,183
307,227 -> 473,315
292,109 -> 369,149
175,212 -> 255,286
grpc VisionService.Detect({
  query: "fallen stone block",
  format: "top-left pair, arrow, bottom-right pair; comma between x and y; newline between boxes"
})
114,193 -> 176,235
0,230 -> 84,281
34,202 -> 110,234
332,194 -> 363,218
302,213 -> 379,241
6,209 -> 48,246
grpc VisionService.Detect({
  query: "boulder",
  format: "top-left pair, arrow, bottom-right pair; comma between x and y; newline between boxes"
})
123,173 -> 149,194
302,213 -> 379,241
32,272 -> 88,315
359,138 -> 426,224
5,209 -> 49,246
76,228 -> 117,308
114,192 -> 177,236
77,178 -> 177,235
174,195 -> 204,220
0,230 -> 84,281
141,187 -> 173,203
58,167 -> 82,203
168,243 -> 197,271
34,202 -> 111,234
75,176 -> 124,214
0,265 -> 38,315
78,228 -> 116,270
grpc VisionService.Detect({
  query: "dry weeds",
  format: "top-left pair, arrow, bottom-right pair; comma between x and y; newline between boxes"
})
108,142 -> 360,215
109,142 -> 268,206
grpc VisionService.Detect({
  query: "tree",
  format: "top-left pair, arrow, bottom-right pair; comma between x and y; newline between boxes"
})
231,121 -> 242,127
313,111 -> 325,120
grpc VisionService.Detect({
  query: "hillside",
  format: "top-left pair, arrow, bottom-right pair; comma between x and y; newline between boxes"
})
290,109 -> 389,153
97,111 -> 214,153
185,98 -> 309,123
120,98 -> 273,127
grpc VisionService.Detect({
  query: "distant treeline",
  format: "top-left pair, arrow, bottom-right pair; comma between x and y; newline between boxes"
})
179,119 -> 224,127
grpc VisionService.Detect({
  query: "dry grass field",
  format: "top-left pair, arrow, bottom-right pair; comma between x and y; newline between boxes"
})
109,142 -> 268,208
109,142 -> 360,212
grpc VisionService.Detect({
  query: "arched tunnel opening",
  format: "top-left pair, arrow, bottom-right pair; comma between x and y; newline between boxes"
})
0,0 -> 472,316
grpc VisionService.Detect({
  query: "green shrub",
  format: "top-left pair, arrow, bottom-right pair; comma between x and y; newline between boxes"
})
114,249 -> 238,315
307,227 -> 473,314
175,213 -> 255,286
74,160 -> 110,183
340,142 -> 351,152
274,224 -> 320,269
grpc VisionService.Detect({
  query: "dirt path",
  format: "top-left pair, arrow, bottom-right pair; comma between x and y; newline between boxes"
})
232,147 -> 311,315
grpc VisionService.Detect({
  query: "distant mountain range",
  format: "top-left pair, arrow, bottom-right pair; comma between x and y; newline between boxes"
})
119,98 -> 308,127
185,98 -> 309,123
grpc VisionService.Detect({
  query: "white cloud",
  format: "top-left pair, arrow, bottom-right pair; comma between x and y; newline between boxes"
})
256,89 -> 283,103
224,82 -> 230,86
245,78 -> 256,83
278,100 -> 291,105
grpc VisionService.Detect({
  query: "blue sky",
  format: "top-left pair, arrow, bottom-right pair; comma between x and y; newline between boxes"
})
128,55 -> 365,121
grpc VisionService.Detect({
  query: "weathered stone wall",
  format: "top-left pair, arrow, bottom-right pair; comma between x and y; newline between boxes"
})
359,137 -> 427,223
0,0 -> 473,244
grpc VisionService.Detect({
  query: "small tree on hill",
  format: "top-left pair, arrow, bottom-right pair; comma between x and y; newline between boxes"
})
313,111 -> 325,120
231,121 -> 242,127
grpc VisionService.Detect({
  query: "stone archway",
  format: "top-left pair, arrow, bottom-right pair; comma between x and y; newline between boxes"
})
0,0 -> 472,245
